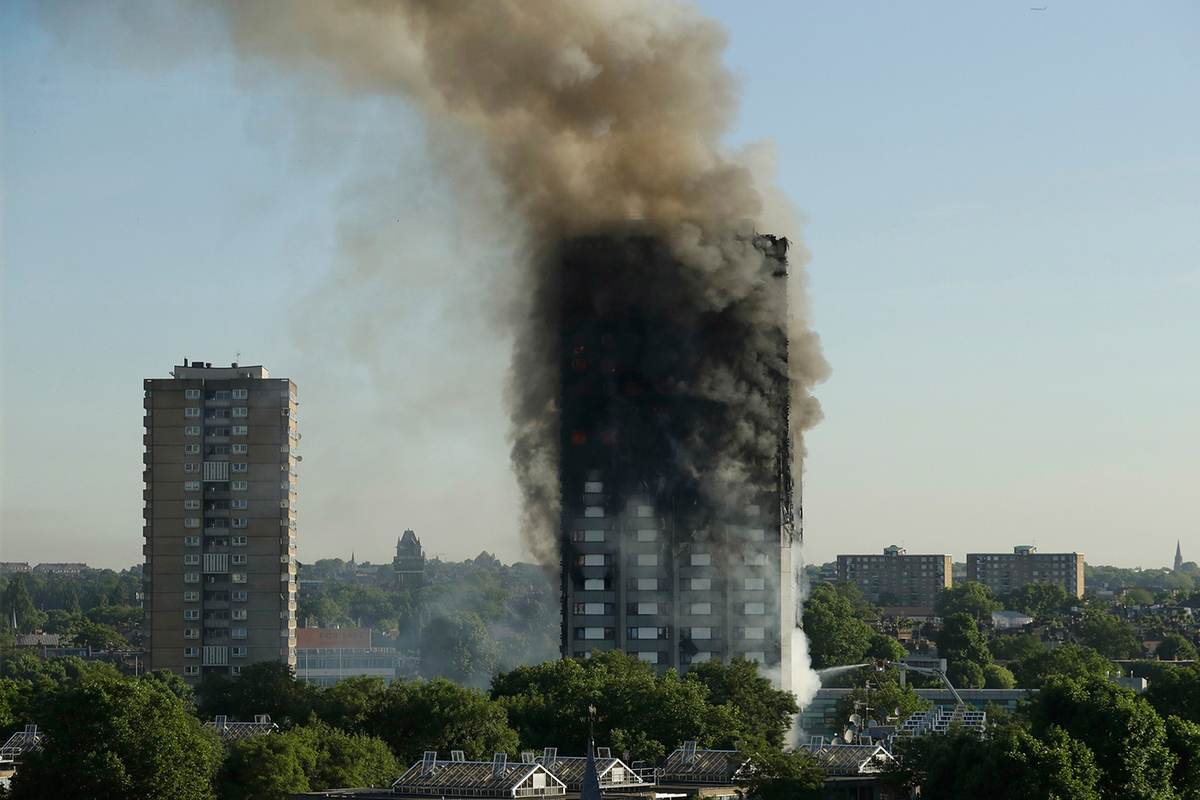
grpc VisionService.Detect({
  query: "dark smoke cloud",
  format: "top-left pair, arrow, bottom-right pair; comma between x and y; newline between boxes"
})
42,0 -> 829,562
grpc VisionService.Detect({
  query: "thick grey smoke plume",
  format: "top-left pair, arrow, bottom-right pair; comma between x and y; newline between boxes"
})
43,0 -> 829,561
203,0 -> 830,561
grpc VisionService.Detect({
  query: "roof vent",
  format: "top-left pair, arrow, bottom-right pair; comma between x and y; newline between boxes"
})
451,750 -> 465,762
597,747 -> 611,759
214,716 -> 227,727
253,714 -> 270,724
422,751 -> 437,776
491,753 -> 508,779
542,747 -> 557,767
682,741 -> 698,765
522,752 -> 536,764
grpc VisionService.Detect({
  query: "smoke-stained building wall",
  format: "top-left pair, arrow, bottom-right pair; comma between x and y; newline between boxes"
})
559,233 -> 795,688
143,361 -> 299,682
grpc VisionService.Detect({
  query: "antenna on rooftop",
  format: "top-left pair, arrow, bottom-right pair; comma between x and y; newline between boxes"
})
491,753 -> 508,779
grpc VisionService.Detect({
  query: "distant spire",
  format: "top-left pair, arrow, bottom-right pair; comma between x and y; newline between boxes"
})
580,738 -> 601,800
1176,540 -> 1183,571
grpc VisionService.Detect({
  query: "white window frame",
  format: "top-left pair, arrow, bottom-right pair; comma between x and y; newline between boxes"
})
184,407 -> 200,418
232,554 -> 247,566
184,554 -> 200,566
232,481 -> 248,491
232,389 -> 248,399
231,444 -> 248,454
184,481 -> 200,492
184,591 -> 199,602
183,609 -> 199,620
231,666 -> 243,676
185,389 -> 201,399
232,518 -> 247,528
232,426 -> 248,436
184,647 -> 200,658
184,628 -> 200,640
232,499 -> 247,509
184,518 -> 199,528
184,665 -> 200,676
232,407 -> 248,418
185,426 -> 201,436
232,536 -> 248,547
232,646 -> 247,657
232,609 -> 247,621
183,444 -> 200,455
184,535 -> 200,546
231,628 -> 247,639
231,462 -> 248,473
184,500 -> 200,510
232,591 -> 247,602
184,572 -> 199,584
183,462 -> 200,473
232,573 -> 247,584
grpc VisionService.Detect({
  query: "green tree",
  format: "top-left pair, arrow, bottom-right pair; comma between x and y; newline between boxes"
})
938,614 -> 991,689
10,673 -> 221,800
737,744 -> 825,800
196,660 -> 318,726
982,664 -> 1016,689
2,578 -> 46,634
1029,676 -> 1176,800
683,655 -> 798,749
1002,582 -> 1071,620
68,621 -> 125,651
1144,663 -> 1200,724
801,583 -> 874,669
419,610 -> 501,686
1121,588 -> 1156,607
1166,715 -> 1200,800
867,633 -> 907,663
935,583 -> 1002,621
1079,610 -> 1141,659
371,677 -> 519,763
988,633 -> 1045,662
1157,633 -> 1198,662
1009,644 -> 1117,690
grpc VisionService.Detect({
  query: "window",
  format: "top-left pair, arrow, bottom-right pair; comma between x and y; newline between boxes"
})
185,389 -> 201,399
185,426 -> 201,436
184,554 -> 200,566
584,506 -> 604,518
232,591 -> 247,602
184,647 -> 199,658
637,529 -> 657,541
184,518 -> 199,528
691,603 -> 712,615
232,426 -> 248,436
637,554 -> 658,566
691,554 -> 712,566
184,535 -> 200,546
577,554 -> 605,566
232,646 -> 247,657
744,553 -> 767,566
232,609 -> 247,620
748,529 -> 766,542
232,573 -> 247,584
691,627 -> 713,639
232,407 -> 248,418
232,389 -> 248,399
231,628 -> 247,639
572,530 -> 605,542
232,536 -> 248,547
232,499 -> 248,509
231,463 -> 248,473
637,578 -> 658,591
573,602 -> 612,615
184,407 -> 200,418
574,627 -> 614,640
184,609 -> 199,620
232,481 -> 248,491
231,666 -> 243,676
184,500 -> 200,511
743,627 -> 766,640
232,518 -> 248,528
184,628 -> 199,639
232,554 -> 247,566
184,591 -> 199,602
232,444 -> 248,454
184,665 -> 200,676
183,463 -> 200,473
744,602 -> 766,615
691,578 -> 711,590
207,426 -> 230,437
184,444 -> 200,455
184,481 -> 200,492
583,578 -> 606,591
208,445 -> 230,455
184,572 -> 199,583
583,481 -> 603,493
209,390 -> 231,401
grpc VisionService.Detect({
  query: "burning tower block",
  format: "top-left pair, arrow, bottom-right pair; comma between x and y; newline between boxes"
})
559,232 -> 795,688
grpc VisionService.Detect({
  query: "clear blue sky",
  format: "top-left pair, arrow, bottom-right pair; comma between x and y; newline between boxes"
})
2,1 -> 1197,571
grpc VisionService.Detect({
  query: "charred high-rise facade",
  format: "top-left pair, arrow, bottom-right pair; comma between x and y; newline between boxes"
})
559,233 -> 795,689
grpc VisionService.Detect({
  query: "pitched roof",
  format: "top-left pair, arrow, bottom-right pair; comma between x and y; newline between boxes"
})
204,716 -> 279,743
659,747 -> 748,783
0,726 -> 44,763
392,758 -> 567,798
534,754 -> 647,790
794,743 -> 896,776
13,633 -> 60,647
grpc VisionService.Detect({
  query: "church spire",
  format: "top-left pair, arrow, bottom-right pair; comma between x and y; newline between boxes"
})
1176,540 -> 1183,571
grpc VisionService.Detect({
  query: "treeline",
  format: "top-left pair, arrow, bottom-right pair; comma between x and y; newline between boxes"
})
0,648 -> 797,800
299,552 -> 559,686
888,670 -> 1200,799
0,569 -> 144,651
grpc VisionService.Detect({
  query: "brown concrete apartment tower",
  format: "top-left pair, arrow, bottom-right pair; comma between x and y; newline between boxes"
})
143,361 -> 298,682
